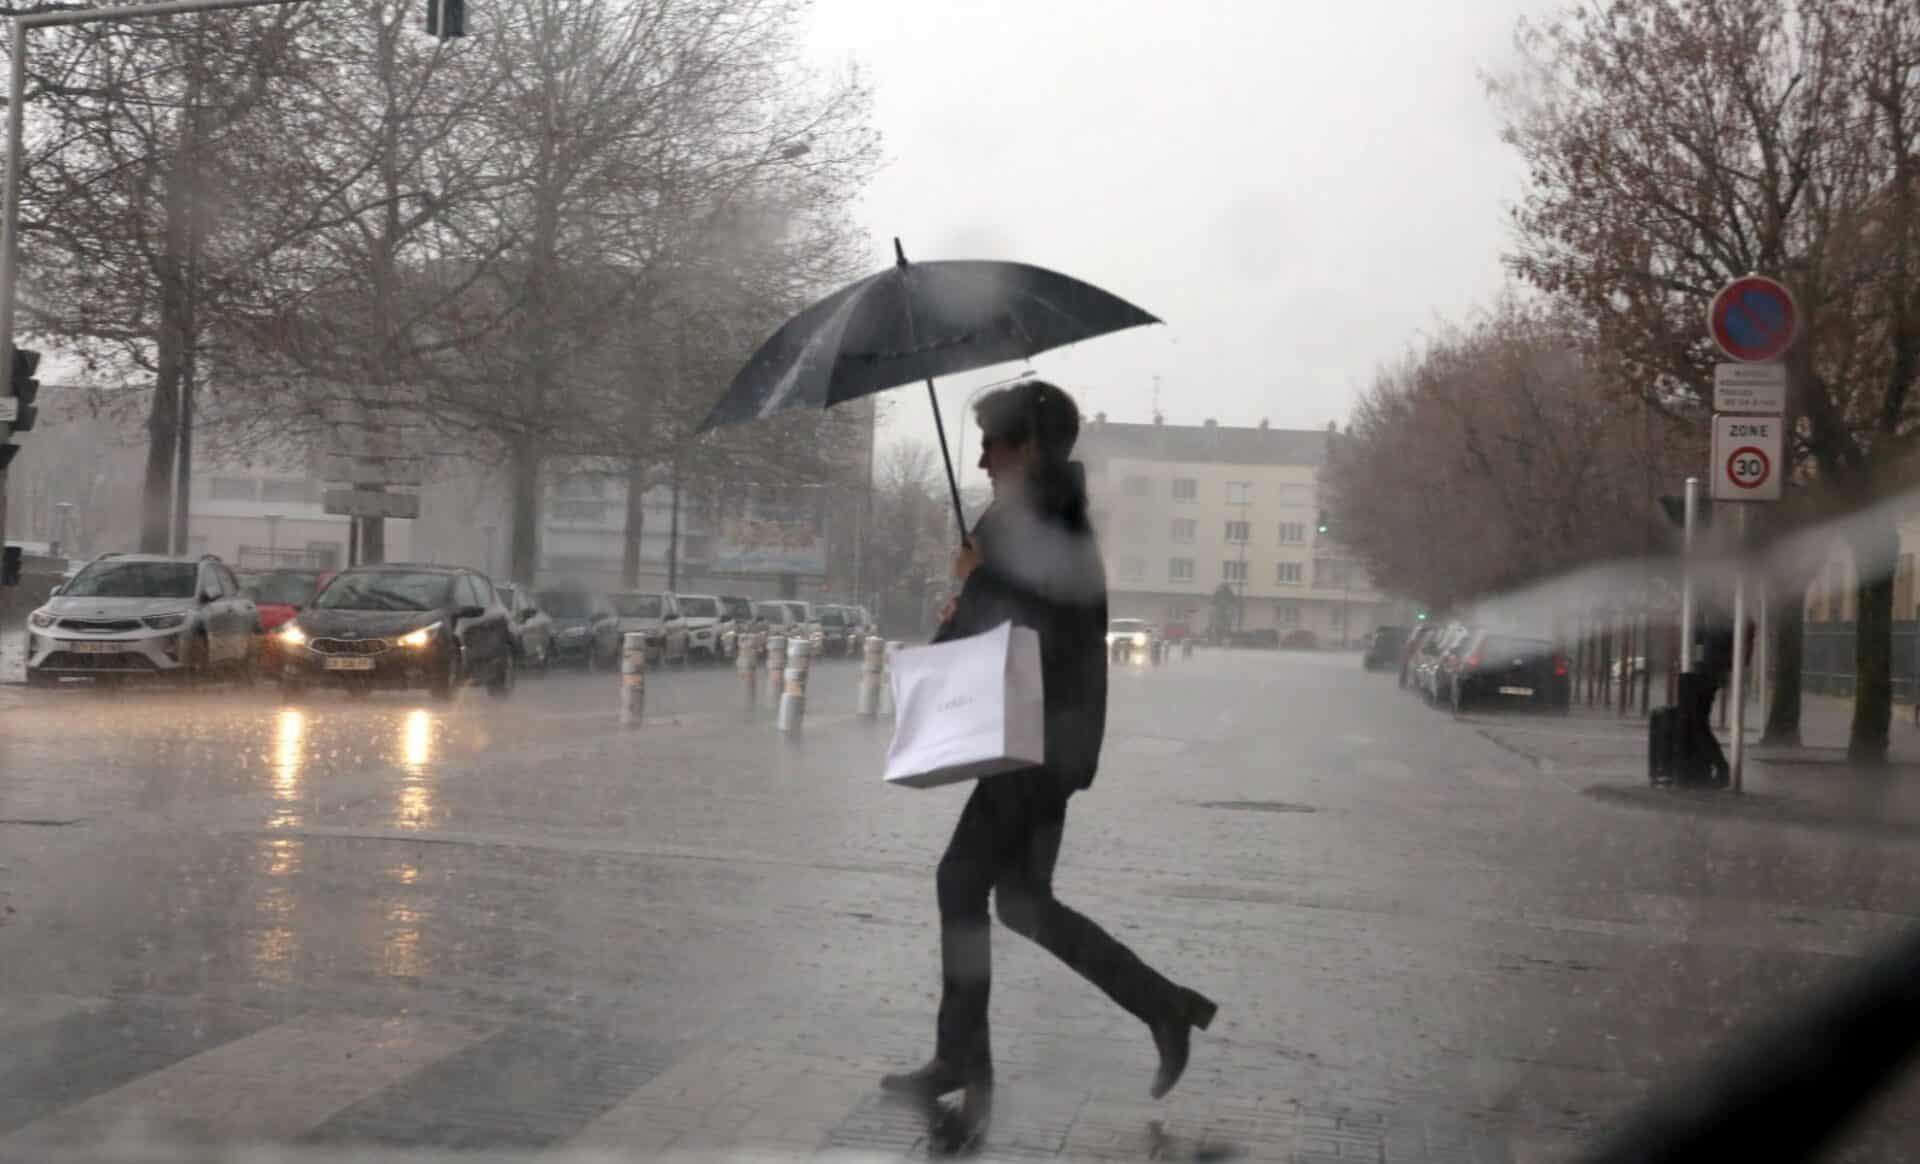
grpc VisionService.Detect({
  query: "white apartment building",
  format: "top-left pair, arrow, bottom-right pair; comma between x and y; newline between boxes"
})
1077,416 -> 1388,644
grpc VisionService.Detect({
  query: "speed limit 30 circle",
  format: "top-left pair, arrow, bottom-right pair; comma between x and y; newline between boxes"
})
1727,445 -> 1771,491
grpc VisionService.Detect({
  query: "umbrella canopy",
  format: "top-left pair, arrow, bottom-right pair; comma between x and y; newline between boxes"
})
697,250 -> 1160,432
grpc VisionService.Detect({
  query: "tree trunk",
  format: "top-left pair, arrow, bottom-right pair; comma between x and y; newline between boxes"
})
1850,513 -> 1900,766
1764,582 -> 1806,746
666,466 -> 681,592
141,82 -> 201,554
508,435 -> 540,584
621,459 -> 646,588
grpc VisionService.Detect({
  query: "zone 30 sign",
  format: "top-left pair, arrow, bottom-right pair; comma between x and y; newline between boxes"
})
1711,415 -> 1782,502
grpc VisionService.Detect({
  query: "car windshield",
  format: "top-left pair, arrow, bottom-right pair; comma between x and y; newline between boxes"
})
677,596 -> 718,618
610,594 -> 663,618
722,598 -> 754,620
818,608 -> 845,626
65,561 -> 197,599
538,591 -> 595,619
756,604 -> 786,623
313,571 -> 451,612
241,571 -> 319,606
496,585 -> 520,608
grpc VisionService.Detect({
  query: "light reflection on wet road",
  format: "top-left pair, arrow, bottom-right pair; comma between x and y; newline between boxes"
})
1,654 -> 1918,1159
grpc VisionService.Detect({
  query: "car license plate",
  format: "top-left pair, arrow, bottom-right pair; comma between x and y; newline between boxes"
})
325,656 -> 375,671
1499,685 -> 1534,696
71,641 -> 123,654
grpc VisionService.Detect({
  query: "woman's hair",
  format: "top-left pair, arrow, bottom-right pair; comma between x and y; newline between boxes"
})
973,379 -> 1080,464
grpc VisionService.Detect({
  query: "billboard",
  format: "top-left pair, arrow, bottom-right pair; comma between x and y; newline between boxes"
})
710,514 -> 826,576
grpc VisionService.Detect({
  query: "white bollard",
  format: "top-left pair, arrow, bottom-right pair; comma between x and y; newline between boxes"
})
765,635 -> 788,711
736,629 -> 759,711
778,638 -> 811,732
857,635 -> 885,717
620,631 -> 647,726
883,640 -> 904,716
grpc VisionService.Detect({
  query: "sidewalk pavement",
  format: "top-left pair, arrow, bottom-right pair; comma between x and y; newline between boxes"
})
1471,688 -> 1920,839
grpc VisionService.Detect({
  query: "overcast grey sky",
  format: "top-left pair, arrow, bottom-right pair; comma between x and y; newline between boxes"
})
802,0 -> 1562,476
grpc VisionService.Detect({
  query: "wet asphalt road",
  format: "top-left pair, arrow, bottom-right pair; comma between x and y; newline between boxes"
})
2,650 -> 1919,1160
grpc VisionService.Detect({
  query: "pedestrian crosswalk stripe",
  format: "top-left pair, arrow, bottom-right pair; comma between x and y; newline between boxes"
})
0,1015 -> 480,1151
571,1045 -> 874,1153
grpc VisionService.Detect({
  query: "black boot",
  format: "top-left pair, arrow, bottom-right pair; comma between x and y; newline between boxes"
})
880,1058 -> 990,1103
1149,986 -> 1218,1099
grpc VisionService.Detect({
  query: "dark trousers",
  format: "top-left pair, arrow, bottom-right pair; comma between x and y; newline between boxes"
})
934,770 -> 1180,1075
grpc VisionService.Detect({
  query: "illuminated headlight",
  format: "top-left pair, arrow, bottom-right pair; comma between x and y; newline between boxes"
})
143,612 -> 190,630
279,625 -> 308,647
28,609 -> 55,629
397,622 -> 441,649
1133,633 -> 1149,646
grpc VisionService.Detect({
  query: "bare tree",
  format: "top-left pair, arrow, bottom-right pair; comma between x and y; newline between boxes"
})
1494,0 -> 1920,760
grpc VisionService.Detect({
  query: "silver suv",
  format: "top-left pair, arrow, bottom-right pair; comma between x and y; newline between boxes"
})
26,553 -> 259,685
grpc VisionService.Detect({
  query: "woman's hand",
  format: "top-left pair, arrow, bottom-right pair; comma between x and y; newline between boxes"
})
937,596 -> 957,625
952,539 -> 981,583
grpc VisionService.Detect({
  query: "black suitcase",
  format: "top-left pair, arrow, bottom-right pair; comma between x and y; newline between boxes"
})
1649,706 -> 1678,786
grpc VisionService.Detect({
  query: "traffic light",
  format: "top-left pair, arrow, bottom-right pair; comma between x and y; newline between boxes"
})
8,345 -> 40,432
426,0 -> 464,38
1317,509 -> 1330,535
1415,610 -> 1428,622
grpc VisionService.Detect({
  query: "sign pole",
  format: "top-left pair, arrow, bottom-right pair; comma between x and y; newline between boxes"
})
1681,476 -> 1699,673
1730,505 -> 1748,793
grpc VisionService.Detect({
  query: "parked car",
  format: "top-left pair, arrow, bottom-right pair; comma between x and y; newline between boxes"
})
1450,631 -> 1570,714
1420,623 -> 1477,706
27,553 -> 259,686
276,564 -> 514,699
1363,624 -> 1410,671
237,568 -> 329,632
495,583 -> 555,671
1106,618 -> 1156,663
814,604 -> 858,656
669,593 -> 727,661
718,595 -> 759,657
539,588 -> 622,669
1399,624 -> 1436,689
1280,628 -> 1317,649
610,591 -> 688,664
848,604 -> 878,643
777,600 -> 825,653
1233,628 -> 1282,648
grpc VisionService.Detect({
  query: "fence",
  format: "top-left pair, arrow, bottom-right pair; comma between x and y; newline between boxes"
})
1801,622 -> 1920,702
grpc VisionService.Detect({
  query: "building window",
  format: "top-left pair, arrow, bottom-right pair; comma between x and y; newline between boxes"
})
1172,477 -> 1197,502
1276,562 -> 1302,584
210,476 -> 256,502
1331,606 -> 1348,628
260,478 -> 310,504
1222,560 -> 1247,583
1118,556 -> 1146,582
1279,522 -> 1305,545
1171,518 -> 1196,543
1276,603 -> 1300,626
1169,557 -> 1195,582
1276,484 -> 1311,507
1226,481 -> 1251,505
551,499 -> 609,523
1225,520 -> 1249,543
1123,474 -> 1151,498
1313,558 -> 1354,589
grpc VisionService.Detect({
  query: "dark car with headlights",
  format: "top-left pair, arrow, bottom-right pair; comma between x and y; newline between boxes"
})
275,564 -> 515,699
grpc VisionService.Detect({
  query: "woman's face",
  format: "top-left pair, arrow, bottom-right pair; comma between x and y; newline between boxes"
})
979,432 -> 1036,497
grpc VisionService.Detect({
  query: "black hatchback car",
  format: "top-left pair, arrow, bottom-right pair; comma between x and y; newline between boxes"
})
274,564 -> 515,699
1450,631 -> 1570,714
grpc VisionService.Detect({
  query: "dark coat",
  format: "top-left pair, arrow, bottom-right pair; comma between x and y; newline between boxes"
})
934,461 -> 1108,789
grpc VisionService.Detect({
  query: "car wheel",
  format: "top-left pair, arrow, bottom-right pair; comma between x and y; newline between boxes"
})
185,633 -> 212,689
488,649 -> 515,699
430,651 -> 460,701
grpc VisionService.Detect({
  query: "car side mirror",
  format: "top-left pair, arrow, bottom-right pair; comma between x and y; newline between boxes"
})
456,604 -> 486,621
49,583 -> 63,597
200,590 -> 218,605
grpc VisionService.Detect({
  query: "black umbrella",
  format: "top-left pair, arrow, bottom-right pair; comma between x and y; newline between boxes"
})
698,238 -> 1159,535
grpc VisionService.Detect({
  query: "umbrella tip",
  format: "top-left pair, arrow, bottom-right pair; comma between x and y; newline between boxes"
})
894,237 -> 907,266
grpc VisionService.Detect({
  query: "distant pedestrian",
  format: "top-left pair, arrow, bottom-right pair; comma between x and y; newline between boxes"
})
881,380 -> 1217,1137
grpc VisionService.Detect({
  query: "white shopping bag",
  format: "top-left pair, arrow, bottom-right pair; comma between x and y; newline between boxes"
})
884,621 -> 1046,788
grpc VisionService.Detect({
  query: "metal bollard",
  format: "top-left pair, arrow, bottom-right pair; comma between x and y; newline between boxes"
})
620,631 -> 647,726
736,629 -> 758,710
778,638 -> 811,732
857,635 -> 885,717
765,635 -> 787,710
